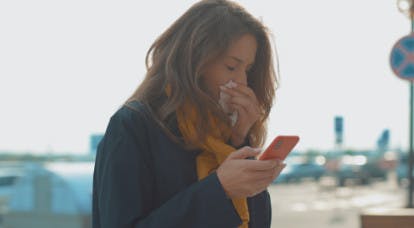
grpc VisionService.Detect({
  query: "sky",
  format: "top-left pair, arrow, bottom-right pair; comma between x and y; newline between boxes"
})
0,0 -> 411,154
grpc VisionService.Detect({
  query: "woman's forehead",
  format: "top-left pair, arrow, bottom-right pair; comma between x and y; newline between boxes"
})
224,34 -> 257,65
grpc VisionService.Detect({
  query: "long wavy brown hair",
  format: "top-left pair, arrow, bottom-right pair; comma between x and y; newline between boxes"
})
125,0 -> 278,149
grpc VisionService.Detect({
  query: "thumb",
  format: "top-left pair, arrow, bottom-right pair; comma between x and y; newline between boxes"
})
228,147 -> 262,160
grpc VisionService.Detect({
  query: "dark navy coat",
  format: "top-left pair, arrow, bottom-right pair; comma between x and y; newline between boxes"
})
92,100 -> 272,228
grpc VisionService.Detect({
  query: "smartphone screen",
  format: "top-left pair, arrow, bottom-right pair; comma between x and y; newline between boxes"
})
258,135 -> 299,160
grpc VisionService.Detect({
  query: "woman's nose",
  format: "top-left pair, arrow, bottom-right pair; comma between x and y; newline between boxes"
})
234,71 -> 248,86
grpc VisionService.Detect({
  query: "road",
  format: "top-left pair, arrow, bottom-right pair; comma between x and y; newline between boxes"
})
268,176 -> 408,228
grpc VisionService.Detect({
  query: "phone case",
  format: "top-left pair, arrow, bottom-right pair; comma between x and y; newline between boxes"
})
259,135 -> 299,160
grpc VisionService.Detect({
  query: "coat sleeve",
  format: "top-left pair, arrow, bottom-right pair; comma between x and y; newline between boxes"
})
92,107 -> 242,228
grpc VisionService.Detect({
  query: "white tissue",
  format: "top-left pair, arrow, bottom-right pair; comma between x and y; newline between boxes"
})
218,80 -> 238,126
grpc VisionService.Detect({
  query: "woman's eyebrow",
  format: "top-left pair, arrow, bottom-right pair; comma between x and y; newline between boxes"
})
228,56 -> 254,66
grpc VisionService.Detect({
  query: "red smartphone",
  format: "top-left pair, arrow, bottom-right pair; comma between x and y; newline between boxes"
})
258,135 -> 300,160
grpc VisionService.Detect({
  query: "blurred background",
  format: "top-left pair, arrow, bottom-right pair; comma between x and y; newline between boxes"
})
0,0 -> 413,227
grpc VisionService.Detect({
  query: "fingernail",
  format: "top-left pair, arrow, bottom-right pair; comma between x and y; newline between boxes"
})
253,148 -> 262,153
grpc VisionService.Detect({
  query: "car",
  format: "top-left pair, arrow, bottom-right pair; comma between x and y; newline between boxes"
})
327,150 -> 397,186
273,155 -> 326,183
335,154 -> 371,186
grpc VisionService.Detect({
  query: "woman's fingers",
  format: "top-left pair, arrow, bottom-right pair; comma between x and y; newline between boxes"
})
220,87 -> 261,119
218,149 -> 286,198
231,103 -> 249,119
222,83 -> 256,100
221,86 -> 258,106
239,159 -> 277,171
249,162 -> 286,183
253,161 -> 286,188
230,97 -> 261,117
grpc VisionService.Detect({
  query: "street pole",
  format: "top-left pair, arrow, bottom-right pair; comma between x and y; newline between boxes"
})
409,77 -> 414,208
394,0 -> 414,208
409,12 -> 414,209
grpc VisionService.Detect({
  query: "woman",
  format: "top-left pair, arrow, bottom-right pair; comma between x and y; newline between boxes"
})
92,0 -> 286,227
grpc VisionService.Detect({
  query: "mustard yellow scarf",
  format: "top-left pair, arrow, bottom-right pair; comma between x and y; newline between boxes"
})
167,86 -> 250,227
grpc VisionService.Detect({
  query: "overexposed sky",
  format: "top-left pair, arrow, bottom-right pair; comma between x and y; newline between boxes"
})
0,0 -> 411,154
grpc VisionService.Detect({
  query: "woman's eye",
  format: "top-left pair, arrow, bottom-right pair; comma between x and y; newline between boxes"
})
226,66 -> 235,71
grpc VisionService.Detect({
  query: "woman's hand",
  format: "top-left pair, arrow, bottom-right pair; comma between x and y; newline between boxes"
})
219,83 -> 262,147
216,147 -> 286,199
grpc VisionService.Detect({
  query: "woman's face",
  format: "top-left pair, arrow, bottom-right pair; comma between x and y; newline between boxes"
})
202,33 -> 257,101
